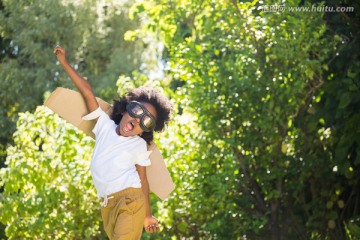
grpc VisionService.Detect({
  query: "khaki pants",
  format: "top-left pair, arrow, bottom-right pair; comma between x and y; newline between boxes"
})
101,188 -> 146,240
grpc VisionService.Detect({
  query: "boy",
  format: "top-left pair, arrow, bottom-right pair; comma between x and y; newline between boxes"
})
54,45 -> 172,239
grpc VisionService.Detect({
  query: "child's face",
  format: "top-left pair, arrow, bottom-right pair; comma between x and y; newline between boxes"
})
117,102 -> 157,137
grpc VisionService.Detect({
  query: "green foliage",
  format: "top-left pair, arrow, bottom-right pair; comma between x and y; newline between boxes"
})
129,0 -> 360,239
1,0 -> 359,239
0,106 -> 106,239
0,0 -> 144,159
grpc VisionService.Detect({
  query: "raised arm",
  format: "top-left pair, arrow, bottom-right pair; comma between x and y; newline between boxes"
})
53,45 -> 99,113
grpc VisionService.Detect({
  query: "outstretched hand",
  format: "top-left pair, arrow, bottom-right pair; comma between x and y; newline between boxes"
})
144,216 -> 160,233
53,45 -> 67,64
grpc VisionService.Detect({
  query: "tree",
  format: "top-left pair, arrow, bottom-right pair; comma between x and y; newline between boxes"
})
129,0 -> 360,239
0,106 -> 107,239
2,0 -> 359,239
0,1 -> 148,237
0,0 -> 144,164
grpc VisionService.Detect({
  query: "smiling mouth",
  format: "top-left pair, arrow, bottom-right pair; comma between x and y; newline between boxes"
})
123,121 -> 135,133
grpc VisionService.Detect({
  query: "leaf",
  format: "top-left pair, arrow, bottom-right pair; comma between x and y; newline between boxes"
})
347,222 -> 360,238
177,222 -> 188,233
338,93 -> 352,109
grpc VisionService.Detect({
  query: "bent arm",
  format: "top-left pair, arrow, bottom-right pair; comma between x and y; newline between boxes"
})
136,164 -> 160,233
54,46 -> 99,113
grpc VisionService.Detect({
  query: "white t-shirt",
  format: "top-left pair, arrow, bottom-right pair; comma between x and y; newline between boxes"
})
85,108 -> 152,198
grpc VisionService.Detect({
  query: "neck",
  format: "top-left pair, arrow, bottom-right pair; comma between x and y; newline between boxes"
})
116,126 -> 122,136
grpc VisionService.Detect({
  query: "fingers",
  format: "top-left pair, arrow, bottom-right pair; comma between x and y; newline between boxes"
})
144,216 -> 160,233
145,224 -> 160,233
53,45 -> 64,56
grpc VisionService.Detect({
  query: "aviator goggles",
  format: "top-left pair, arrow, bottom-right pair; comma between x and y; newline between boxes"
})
126,101 -> 156,132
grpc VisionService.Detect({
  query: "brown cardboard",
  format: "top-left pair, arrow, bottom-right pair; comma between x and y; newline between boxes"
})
44,87 -> 175,200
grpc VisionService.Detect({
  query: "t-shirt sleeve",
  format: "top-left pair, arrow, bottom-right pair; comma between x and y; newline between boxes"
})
92,109 -> 113,137
82,106 -> 102,120
131,140 -> 152,166
134,150 -> 152,166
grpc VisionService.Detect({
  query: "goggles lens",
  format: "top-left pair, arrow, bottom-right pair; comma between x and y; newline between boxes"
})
126,101 -> 156,132
131,104 -> 144,116
142,116 -> 155,129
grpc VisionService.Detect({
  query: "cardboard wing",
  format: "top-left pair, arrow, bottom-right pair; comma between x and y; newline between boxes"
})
44,87 -> 175,200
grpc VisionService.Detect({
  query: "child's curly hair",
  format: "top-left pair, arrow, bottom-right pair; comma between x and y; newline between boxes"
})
110,87 -> 173,145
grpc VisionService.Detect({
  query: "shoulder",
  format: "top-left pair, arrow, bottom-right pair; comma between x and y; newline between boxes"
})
92,109 -> 115,136
134,136 -> 148,149
125,136 -> 148,152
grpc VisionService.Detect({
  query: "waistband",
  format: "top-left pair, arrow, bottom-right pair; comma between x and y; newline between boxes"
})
100,188 -> 142,207
108,187 -> 143,198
